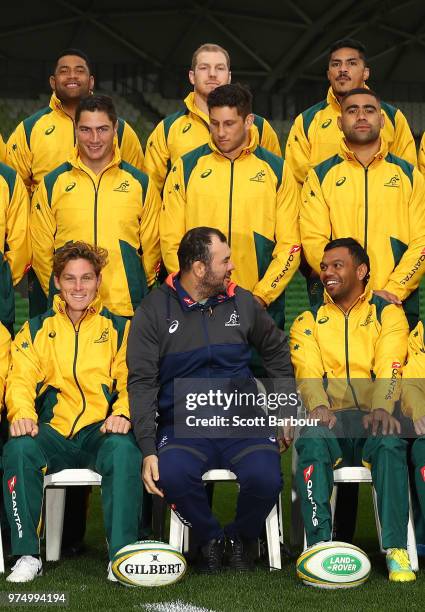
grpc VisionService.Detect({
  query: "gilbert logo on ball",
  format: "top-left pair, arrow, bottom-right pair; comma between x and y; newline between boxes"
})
296,541 -> 371,589
111,541 -> 187,587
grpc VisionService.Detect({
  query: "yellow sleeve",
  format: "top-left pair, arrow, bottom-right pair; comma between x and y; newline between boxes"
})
4,171 -> 31,285
6,122 -> 33,193
6,322 -> 44,423
289,311 -> 330,411
418,133 -> 425,177
284,114 -> 312,187
160,157 -> 186,273
392,110 -> 417,167
0,323 -> 11,413
260,119 -> 282,157
0,134 -> 6,164
120,121 -> 144,171
300,168 -> 331,274
401,321 -> 425,421
143,121 -> 169,193
140,177 -> 161,286
253,163 -> 300,305
371,303 -> 409,413
384,168 -> 425,300
111,322 -> 130,418
30,179 -> 56,296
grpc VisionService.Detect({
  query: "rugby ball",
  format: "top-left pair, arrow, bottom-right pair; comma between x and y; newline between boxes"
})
296,541 -> 371,589
111,541 -> 187,587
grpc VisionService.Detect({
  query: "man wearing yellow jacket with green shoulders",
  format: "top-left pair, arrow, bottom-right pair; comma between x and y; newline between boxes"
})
31,94 -> 161,319
285,39 -> 416,187
301,87 -> 425,329
6,49 -> 144,195
2,242 -> 142,583
291,238 -> 415,582
144,43 -> 281,193
160,83 -> 300,330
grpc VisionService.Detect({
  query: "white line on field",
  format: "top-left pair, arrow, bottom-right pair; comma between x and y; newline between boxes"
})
143,601 -> 216,612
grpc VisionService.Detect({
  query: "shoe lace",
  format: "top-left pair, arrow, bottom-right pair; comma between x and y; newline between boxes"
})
389,549 -> 410,569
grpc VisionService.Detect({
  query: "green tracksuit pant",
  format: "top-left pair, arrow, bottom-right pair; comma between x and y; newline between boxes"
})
2,422 -> 143,559
295,412 -> 409,549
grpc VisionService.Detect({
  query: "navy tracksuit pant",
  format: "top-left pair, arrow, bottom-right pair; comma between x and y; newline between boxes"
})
157,428 -> 282,546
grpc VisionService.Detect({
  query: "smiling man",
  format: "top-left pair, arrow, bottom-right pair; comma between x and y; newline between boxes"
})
290,238 -> 415,582
31,94 -> 160,319
300,88 -> 425,330
160,83 -> 300,330
2,242 -> 142,582
285,39 -> 416,187
144,43 -> 281,193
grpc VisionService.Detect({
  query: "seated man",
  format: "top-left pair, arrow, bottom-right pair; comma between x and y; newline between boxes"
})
290,237 -> 415,582
127,226 -> 294,572
3,242 -> 142,583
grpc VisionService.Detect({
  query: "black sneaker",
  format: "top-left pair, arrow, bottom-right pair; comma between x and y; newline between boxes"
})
227,537 -> 255,571
198,538 -> 225,573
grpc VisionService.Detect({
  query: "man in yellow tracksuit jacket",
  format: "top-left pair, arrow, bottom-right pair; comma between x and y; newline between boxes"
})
0,134 -> 6,164
0,163 -> 31,331
291,238 -> 415,582
160,84 -> 300,329
144,43 -> 281,193
31,94 -> 161,319
6,49 -> 144,194
285,39 -> 416,187
301,88 -> 425,328
2,242 -> 142,583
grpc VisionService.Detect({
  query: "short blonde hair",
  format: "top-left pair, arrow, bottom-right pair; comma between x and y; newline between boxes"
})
191,44 -> 230,71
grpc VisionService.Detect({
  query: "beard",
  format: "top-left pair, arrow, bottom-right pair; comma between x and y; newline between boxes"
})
198,267 -> 228,299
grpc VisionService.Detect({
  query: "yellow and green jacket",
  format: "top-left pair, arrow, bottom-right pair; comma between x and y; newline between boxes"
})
401,320 -> 425,422
31,146 -> 161,318
285,87 -> 417,186
417,132 -> 425,178
6,294 -> 130,437
144,92 -> 282,192
160,133 -> 300,319
0,134 -> 6,164
290,290 -> 409,413
300,140 -> 425,320
0,322 -> 11,412
6,93 -> 145,193
0,163 -> 31,325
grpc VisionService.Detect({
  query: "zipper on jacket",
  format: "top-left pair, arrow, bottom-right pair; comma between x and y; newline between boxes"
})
67,314 -> 88,438
228,161 -> 235,247
343,311 -> 360,409
364,167 -> 369,252
200,309 -> 212,373
80,170 -> 108,246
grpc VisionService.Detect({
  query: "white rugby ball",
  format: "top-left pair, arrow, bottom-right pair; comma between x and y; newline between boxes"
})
296,541 -> 371,589
111,541 -> 187,587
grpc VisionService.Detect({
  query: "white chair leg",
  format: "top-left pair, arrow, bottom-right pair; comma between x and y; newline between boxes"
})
45,488 -> 66,561
330,484 -> 338,524
265,504 -> 281,570
278,493 -> 284,545
371,486 -> 385,554
169,509 -> 185,552
183,525 -> 190,553
407,489 -> 419,572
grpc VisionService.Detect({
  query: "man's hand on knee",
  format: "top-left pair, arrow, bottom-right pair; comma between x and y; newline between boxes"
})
10,418 -> 39,437
414,416 -> 425,436
100,415 -> 131,434
309,405 -> 337,429
363,408 -> 401,436
142,455 -> 164,498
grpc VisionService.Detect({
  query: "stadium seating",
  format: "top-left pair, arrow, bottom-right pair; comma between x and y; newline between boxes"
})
169,469 -> 282,570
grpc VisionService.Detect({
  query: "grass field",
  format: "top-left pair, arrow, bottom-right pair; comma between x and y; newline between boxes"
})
2,277 -> 425,611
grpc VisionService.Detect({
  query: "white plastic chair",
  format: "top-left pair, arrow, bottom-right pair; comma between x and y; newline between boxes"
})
302,466 -> 419,572
169,469 -> 282,570
43,469 -> 102,561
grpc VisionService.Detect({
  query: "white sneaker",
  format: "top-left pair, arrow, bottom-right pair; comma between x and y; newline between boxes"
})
7,556 -> 43,583
107,561 -> 118,582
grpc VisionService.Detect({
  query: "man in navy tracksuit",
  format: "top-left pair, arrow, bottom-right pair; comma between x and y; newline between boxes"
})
127,226 -> 294,571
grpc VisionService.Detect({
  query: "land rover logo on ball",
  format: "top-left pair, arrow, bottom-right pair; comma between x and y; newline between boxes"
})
322,554 -> 361,576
